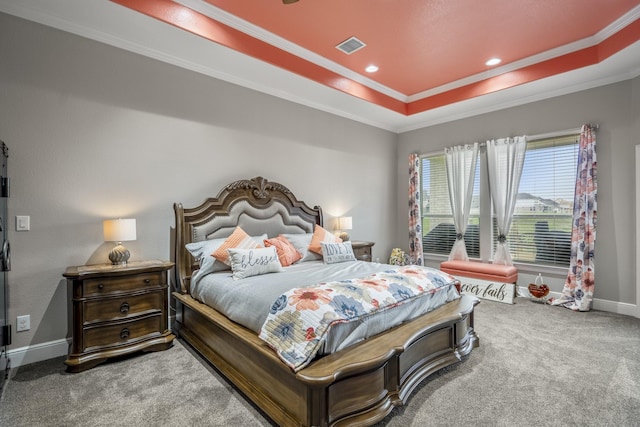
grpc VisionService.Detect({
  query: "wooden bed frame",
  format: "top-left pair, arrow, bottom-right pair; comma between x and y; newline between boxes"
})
172,176 -> 479,427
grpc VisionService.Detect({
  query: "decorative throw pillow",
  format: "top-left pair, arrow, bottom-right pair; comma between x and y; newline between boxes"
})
227,246 -> 285,280
186,238 -> 230,274
281,233 -> 322,263
308,224 -> 342,255
264,236 -> 302,267
186,233 -> 267,276
320,241 -> 357,264
186,238 -> 224,263
212,226 -> 262,266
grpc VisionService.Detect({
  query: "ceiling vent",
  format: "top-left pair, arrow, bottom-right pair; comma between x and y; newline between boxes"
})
336,37 -> 366,55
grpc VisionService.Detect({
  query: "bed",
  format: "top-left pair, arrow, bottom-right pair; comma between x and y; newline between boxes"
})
172,176 -> 479,427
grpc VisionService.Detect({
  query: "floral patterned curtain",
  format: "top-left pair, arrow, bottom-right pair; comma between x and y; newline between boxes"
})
550,125 -> 597,311
408,154 -> 424,265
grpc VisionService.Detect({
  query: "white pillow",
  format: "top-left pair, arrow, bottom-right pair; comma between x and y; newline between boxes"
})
282,233 -> 322,263
186,238 -> 229,273
227,246 -> 285,280
320,241 -> 357,264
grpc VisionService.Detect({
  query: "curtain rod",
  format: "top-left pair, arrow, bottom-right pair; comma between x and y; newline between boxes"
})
477,129 -> 577,147
438,124 -> 600,150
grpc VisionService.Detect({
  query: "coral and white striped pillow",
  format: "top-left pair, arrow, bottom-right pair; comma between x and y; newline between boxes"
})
212,226 -> 262,266
308,224 -> 342,255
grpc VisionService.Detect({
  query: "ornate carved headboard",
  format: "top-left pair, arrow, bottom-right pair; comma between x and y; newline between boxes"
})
173,176 -> 323,293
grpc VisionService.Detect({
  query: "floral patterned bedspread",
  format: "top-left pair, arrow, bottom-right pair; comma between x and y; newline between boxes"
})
258,265 -> 458,372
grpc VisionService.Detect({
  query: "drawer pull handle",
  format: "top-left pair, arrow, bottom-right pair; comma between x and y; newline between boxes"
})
120,302 -> 130,313
120,328 -> 130,339
143,279 -> 150,284
98,283 -> 104,290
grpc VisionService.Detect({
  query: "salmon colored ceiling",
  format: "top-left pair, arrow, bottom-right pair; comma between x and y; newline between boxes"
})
114,0 -> 640,116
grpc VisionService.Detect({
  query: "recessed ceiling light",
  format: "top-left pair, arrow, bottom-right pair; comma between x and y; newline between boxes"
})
485,58 -> 501,66
365,65 -> 379,73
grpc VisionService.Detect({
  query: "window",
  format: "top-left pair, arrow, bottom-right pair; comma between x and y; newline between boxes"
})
421,133 -> 578,267
500,134 -> 579,266
421,153 -> 480,257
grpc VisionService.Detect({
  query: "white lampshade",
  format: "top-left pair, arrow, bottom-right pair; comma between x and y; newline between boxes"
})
338,217 -> 352,231
103,219 -> 136,265
337,216 -> 352,242
103,218 -> 137,242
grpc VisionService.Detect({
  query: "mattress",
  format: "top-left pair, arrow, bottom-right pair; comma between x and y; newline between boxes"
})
190,260 -> 460,357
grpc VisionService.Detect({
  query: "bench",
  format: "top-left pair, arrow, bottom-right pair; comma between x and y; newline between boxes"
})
440,260 -> 518,304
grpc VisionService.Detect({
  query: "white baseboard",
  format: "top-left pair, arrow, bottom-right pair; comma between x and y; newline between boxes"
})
7,338 -> 70,369
517,286 -> 638,317
592,298 -> 638,317
7,318 -> 178,369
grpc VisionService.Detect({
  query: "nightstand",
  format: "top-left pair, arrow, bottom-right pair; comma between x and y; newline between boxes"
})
350,241 -> 375,262
63,260 -> 175,372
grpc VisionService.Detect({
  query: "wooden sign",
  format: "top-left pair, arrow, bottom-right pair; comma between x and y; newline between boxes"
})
458,276 -> 516,304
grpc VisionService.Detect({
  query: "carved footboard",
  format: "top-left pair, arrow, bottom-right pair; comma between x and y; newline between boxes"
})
174,292 -> 479,427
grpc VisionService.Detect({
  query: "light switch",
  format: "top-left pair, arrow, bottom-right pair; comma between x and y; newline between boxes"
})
16,215 -> 30,231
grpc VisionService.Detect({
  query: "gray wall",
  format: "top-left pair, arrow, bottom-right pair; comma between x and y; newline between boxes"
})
1,11 -> 638,354
0,13 -> 397,350
397,79 -> 639,305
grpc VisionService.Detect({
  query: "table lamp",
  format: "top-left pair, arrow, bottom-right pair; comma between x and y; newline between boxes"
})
337,216 -> 352,241
103,218 -> 136,265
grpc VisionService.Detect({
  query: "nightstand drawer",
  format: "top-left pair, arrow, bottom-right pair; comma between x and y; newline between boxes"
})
83,291 -> 164,324
83,314 -> 163,351
83,271 -> 164,297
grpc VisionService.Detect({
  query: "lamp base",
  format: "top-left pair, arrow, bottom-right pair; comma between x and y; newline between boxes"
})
108,243 -> 130,265
339,232 -> 350,241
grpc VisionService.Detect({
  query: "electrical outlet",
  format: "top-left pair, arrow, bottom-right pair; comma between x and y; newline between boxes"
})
17,315 -> 30,332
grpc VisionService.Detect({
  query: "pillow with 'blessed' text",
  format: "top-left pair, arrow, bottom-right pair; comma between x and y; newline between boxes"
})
227,246 -> 285,280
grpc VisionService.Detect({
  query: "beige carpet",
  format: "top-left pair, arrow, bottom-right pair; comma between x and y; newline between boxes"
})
1,298 -> 639,426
